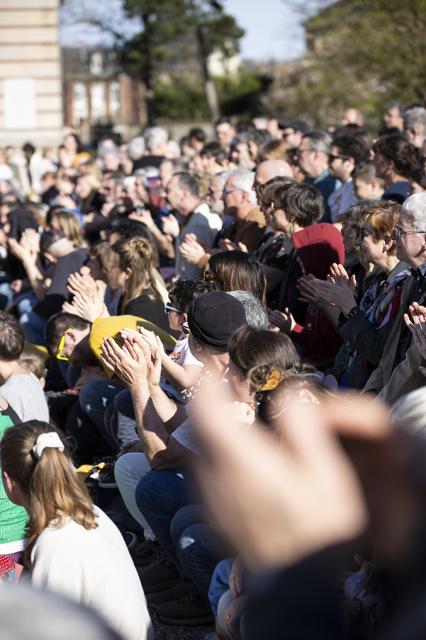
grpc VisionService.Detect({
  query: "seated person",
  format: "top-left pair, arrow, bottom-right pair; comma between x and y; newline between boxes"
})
0,312 -> 49,422
9,228 -> 89,345
0,393 -> 27,564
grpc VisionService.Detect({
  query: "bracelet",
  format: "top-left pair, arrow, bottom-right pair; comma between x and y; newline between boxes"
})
344,305 -> 358,320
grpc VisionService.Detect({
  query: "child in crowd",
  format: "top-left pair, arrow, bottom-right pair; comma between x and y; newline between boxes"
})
0,312 -> 49,421
19,350 -> 46,389
124,279 -> 214,402
352,162 -> 385,200
1,420 -> 153,640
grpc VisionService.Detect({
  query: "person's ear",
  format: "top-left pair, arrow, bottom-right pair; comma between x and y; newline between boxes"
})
2,470 -> 14,499
383,235 -> 393,253
125,266 -> 133,280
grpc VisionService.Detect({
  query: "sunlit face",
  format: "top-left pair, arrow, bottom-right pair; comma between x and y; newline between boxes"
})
75,177 -> 92,199
328,145 -> 352,181
106,264 -> 127,290
393,214 -> 426,267
361,227 -> 387,265
216,123 -> 235,148
383,106 -> 403,130
297,140 -> 318,177
281,128 -> 303,148
223,175 -> 247,216
207,175 -> 225,215
353,178 -> 373,200
165,176 -> 184,211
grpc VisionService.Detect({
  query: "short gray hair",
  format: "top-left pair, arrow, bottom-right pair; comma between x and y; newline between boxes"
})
227,290 -> 268,329
144,126 -> 168,152
404,107 -> 426,135
392,387 -> 426,440
127,136 -> 145,161
402,193 -> 426,231
304,130 -> 332,155
228,169 -> 256,204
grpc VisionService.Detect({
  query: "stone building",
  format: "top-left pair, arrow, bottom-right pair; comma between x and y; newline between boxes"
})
0,0 -> 63,145
62,47 -> 147,133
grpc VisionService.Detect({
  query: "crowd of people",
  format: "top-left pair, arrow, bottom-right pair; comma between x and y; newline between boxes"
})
0,102 -> 426,639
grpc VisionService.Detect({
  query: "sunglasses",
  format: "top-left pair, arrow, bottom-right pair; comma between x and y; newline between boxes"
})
56,329 -> 72,361
164,304 -> 183,314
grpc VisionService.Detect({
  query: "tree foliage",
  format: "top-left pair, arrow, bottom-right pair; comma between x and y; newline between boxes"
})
276,0 -> 426,126
121,0 -> 244,123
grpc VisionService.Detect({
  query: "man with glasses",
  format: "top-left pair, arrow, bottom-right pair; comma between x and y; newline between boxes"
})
297,130 -> 339,221
328,134 -> 370,222
365,193 -> 426,401
220,169 -> 266,252
278,119 -> 308,149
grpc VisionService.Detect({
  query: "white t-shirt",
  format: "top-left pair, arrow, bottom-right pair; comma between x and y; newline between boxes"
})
161,335 -> 203,402
0,373 -> 49,422
31,507 -> 153,640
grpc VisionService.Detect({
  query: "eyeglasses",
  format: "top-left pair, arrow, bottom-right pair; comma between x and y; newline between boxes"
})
223,188 -> 244,196
56,329 -> 72,361
329,153 -> 349,162
164,304 -> 183,314
391,228 -> 426,240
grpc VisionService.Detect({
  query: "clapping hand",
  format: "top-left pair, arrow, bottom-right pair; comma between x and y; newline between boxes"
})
67,271 -> 99,298
161,214 -> 180,238
268,307 -> 296,333
193,383 -> 398,570
63,291 -> 107,322
100,336 -> 149,389
179,233 -> 206,265
404,302 -> 426,372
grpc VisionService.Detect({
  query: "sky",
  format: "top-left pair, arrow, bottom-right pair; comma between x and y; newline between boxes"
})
225,0 -> 306,61
60,0 -> 313,62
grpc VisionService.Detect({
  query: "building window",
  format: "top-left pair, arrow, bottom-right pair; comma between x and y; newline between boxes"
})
73,82 -> 88,123
109,82 -> 121,120
91,82 -> 106,121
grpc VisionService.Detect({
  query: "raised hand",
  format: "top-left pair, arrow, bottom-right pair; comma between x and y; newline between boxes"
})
67,271 -> 98,297
268,307 -> 296,333
100,336 -> 148,389
20,228 -> 40,257
193,382 -> 396,570
161,214 -> 180,238
119,330 -> 163,388
179,235 -> 206,265
63,291 -> 107,322
404,302 -> 426,362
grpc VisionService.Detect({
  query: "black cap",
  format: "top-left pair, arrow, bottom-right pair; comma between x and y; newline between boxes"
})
278,119 -> 309,134
188,291 -> 246,353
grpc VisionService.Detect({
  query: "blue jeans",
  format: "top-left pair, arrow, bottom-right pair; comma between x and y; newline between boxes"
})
209,558 -> 234,615
107,388 -> 138,448
79,380 -> 122,450
135,469 -> 193,559
171,505 -> 227,601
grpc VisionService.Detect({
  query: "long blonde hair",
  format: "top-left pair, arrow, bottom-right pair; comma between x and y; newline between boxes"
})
51,210 -> 86,248
112,236 -> 166,308
0,421 -> 97,569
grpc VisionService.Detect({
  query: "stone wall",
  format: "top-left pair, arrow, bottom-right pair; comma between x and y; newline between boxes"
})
0,0 -> 63,145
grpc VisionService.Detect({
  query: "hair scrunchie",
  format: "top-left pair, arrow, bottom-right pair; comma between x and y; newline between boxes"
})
32,432 -> 64,460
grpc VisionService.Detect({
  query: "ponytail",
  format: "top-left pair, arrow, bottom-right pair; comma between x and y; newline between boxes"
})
0,421 -> 96,569
112,236 -> 166,307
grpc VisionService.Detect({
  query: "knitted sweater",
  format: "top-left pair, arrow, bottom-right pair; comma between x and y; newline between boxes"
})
0,406 -> 27,554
